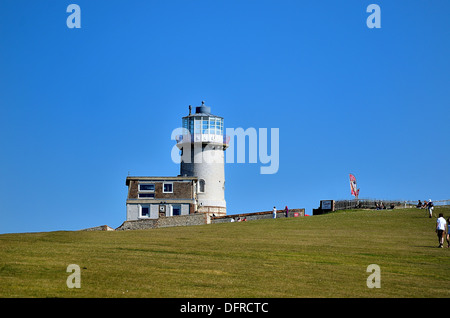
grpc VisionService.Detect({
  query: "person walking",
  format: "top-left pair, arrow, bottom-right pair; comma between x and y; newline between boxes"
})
272,206 -> 277,219
436,213 -> 447,248
446,218 -> 450,248
427,199 -> 434,218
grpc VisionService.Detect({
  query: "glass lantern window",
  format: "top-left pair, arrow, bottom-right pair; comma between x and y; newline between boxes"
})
202,118 -> 209,134
210,118 -> 215,133
194,118 -> 201,134
183,118 -> 190,134
184,116 -> 223,135
215,119 -> 220,135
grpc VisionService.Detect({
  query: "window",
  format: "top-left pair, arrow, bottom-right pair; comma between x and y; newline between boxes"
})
163,182 -> 173,193
172,205 -> 181,216
202,118 -> 209,134
141,206 -> 150,217
183,118 -> 193,135
138,183 -> 155,199
210,118 -> 217,135
194,118 -> 201,134
208,117 -> 223,135
139,183 -> 155,192
138,193 -> 155,199
199,179 -> 205,193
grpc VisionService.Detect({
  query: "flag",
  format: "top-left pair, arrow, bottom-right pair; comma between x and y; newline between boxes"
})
349,174 -> 360,198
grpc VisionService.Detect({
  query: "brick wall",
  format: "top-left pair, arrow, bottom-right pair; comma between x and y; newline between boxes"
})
116,213 -> 209,231
127,180 -> 193,200
115,208 -> 305,230
128,180 -> 138,199
155,182 -> 192,200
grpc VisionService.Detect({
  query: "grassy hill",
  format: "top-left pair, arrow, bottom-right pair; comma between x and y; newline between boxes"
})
0,207 -> 449,298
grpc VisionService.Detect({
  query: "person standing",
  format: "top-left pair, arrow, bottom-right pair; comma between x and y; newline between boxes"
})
285,206 -> 289,218
428,199 -> 434,218
446,218 -> 450,248
436,213 -> 447,248
416,200 -> 422,208
273,206 -> 277,219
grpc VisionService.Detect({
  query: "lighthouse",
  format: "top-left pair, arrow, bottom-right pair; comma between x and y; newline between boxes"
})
177,101 -> 228,216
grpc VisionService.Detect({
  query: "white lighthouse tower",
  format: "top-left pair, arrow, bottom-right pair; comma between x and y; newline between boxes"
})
177,101 -> 228,216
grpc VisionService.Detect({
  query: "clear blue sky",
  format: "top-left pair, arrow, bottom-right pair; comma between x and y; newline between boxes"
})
0,0 -> 449,234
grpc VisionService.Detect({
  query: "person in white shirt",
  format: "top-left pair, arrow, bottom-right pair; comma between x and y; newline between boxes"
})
436,213 -> 447,248
446,218 -> 450,248
428,199 -> 434,218
273,206 -> 277,219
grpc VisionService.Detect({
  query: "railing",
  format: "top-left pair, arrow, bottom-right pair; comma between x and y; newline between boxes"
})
332,199 -> 450,211
176,134 -> 230,145
405,199 -> 450,207
333,199 -> 405,211
314,199 -> 449,215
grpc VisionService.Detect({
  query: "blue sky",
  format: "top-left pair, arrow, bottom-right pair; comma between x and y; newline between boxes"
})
0,0 -> 449,234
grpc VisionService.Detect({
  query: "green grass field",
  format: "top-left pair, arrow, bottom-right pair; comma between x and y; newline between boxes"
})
1,207 -> 449,298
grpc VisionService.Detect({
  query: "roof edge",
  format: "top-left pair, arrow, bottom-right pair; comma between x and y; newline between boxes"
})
126,176 -> 198,185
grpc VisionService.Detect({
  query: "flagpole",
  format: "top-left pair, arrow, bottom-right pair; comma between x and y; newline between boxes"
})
349,173 -> 360,208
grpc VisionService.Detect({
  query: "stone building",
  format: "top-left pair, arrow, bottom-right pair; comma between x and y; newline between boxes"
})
125,176 -> 197,220
125,102 -> 228,221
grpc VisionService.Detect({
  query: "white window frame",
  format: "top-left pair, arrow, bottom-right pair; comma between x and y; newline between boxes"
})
163,182 -> 173,193
139,205 -> 150,218
138,183 -> 155,193
138,193 -> 155,199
